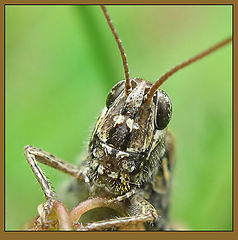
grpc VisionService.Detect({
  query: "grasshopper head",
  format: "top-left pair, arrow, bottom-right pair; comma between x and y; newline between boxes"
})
87,78 -> 172,196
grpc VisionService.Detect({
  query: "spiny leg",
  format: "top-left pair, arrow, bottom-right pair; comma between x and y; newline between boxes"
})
36,200 -> 73,230
24,145 -> 86,179
24,145 -> 85,228
75,195 -> 158,231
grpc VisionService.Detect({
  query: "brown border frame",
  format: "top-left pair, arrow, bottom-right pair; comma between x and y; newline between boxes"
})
0,0 -> 236,239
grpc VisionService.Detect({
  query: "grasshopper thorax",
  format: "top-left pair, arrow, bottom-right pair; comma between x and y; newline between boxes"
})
87,78 -> 172,196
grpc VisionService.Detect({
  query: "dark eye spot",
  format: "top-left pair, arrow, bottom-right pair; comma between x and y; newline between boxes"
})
106,80 -> 125,108
155,90 -> 172,130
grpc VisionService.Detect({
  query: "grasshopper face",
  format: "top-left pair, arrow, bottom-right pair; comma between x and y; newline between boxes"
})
88,78 -> 172,196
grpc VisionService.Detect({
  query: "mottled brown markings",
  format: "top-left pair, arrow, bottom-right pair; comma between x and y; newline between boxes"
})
24,5 -> 231,231
107,124 -> 131,151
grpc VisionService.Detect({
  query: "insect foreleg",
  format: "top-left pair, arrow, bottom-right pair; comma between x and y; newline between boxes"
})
75,195 -> 158,231
24,145 -> 86,228
34,200 -> 73,230
24,145 -> 85,180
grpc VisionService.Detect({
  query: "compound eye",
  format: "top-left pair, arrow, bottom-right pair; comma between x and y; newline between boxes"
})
154,90 -> 172,130
106,80 -> 125,108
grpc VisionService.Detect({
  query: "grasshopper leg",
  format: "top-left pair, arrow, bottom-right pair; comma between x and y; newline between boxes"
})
24,145 -> 85,228
75,195 -> 158,231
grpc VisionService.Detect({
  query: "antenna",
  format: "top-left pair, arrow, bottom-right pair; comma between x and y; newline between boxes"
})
146,37 -> 232,102
101,5 -> 131,95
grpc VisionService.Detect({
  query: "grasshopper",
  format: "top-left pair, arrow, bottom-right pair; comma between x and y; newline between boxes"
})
23,5 -> 231,231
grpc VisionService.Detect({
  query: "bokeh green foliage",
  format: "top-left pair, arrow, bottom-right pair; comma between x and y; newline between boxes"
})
5,5 -> 232,231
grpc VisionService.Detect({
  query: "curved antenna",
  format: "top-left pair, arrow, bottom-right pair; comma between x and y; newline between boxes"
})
146,37 -> 232,102
101,5 -> 131,95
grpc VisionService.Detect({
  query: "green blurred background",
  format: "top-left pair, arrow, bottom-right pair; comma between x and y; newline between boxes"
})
5,5 -> 232,231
